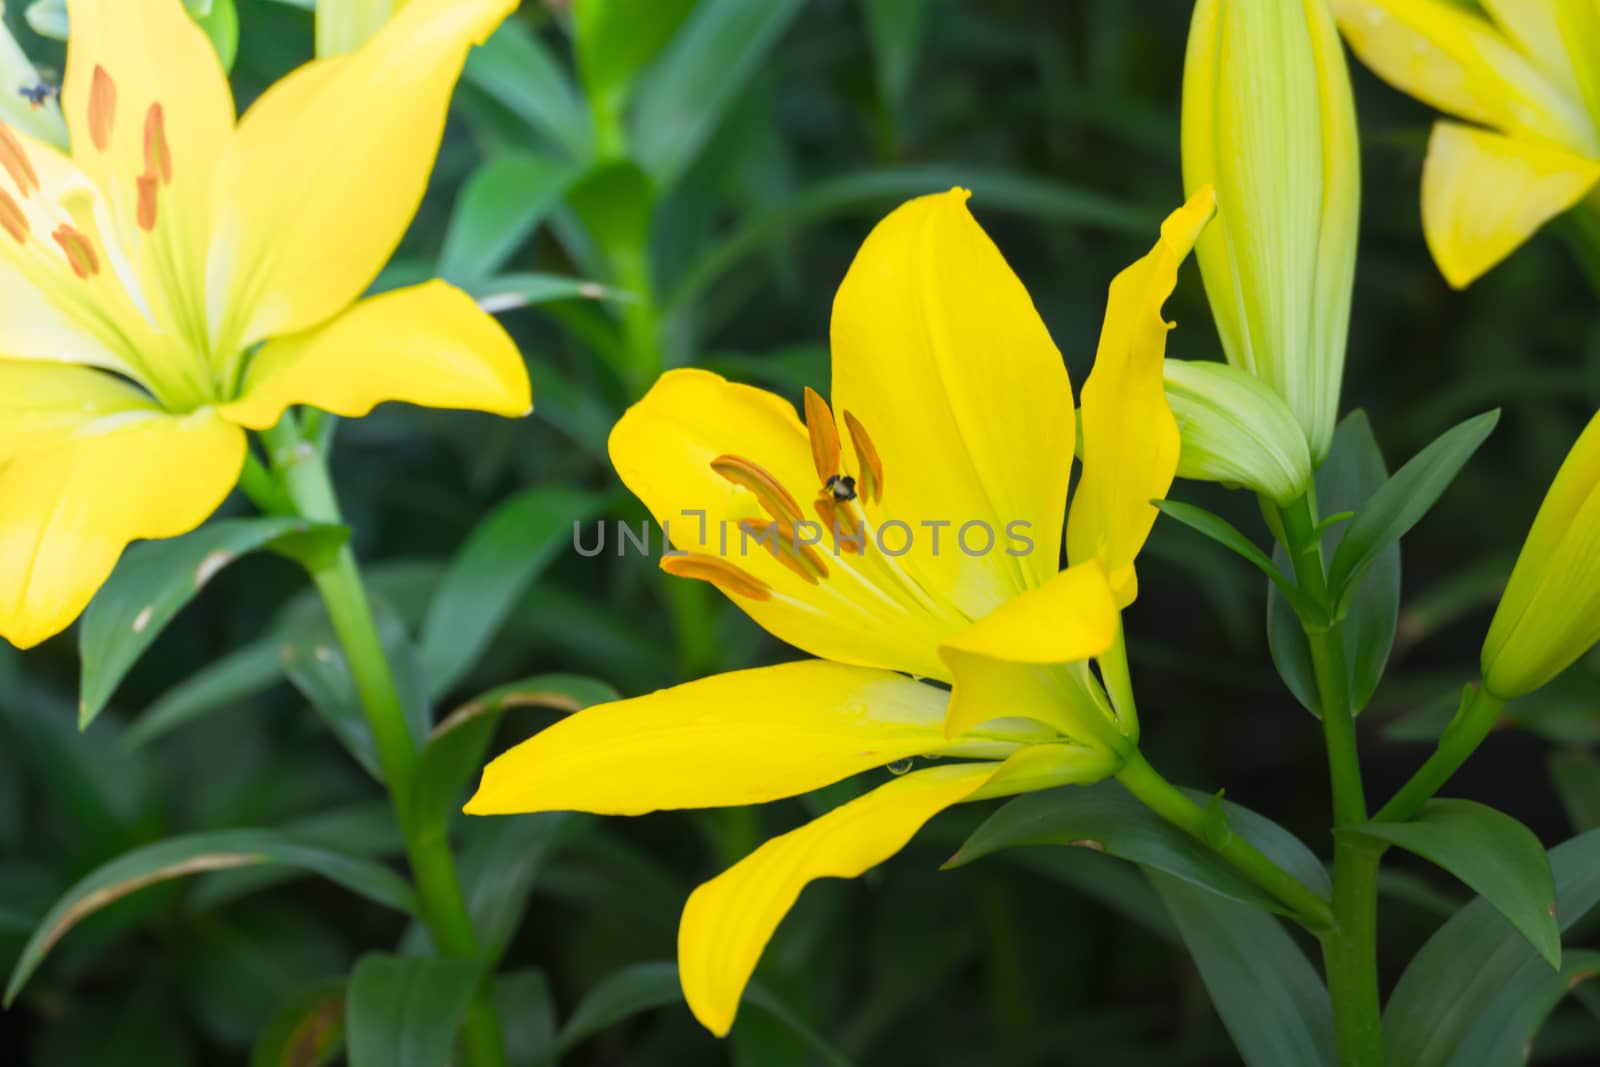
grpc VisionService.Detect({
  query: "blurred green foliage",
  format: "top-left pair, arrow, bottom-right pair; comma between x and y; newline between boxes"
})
4,0 -> 1600,1064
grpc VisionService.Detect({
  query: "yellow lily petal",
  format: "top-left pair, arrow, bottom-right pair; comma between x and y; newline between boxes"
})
465,660 -> 952,817
0,359 -> 154,460
609,368 -> 963,681
1421,121 -> 1600,289
218,280 -> 530,429
1331,0 -> 1597,155
1066,190 -> 1213,607
938,561 -> 1121,742
830,188 -> 1075,615
61,0 -> 234,341
678,761 -> 998,1036
207,0 -> 515,350
0,399 -> 244,648
1479,0 -> 1585,105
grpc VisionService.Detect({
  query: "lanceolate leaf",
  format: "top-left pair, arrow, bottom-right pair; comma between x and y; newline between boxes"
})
124,639 -> 284,749
1152,871 -> 1336,1067
439,153 -> 579,286
1327,409 -> 1500,613
1343,799 -> 1559,967
1268,411 -> 1400,716
1384,828 -> 1600,1066
5,831 -> 417,1005
79,518 -> 345,729
345,954 -> 483,1067
250,979 -> 346,1067
947,780 -> 1330,917
418,486 -> 610,698
461,17 -> 591,160
1154,499 -> 1318,618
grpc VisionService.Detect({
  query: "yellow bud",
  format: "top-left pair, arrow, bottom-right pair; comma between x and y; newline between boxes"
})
1482,412 -> 1600,699
1164,358 -> 1314,505
1182,0 -> 1360,464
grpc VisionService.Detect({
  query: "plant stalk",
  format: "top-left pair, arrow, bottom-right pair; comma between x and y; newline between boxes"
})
1115,750 -> 1334,931
1280,495 -> 1383,1067
262,420 -> 509,1067
1376,683 -> 1507,823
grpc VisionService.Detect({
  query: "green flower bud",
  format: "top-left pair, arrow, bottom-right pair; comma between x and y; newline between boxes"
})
1182,0 -> 1360,463
1165,358 -> 1314,505
1482,411 -> 1600,699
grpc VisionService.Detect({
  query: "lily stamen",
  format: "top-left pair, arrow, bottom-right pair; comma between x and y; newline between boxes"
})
711,454 -> 804,526
661,552 -> 773,602
51,224 -> 99,279
739,518 -> 830,584
87,66 -> 116,152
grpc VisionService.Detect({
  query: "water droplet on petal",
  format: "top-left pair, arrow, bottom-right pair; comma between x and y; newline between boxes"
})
886,758 -> 913,776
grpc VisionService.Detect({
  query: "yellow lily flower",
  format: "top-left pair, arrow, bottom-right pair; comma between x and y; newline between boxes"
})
0,0 -> 530,649
1482,409 -> 1600,699
1333,0 -> 1600,287
468,187 -> 1215,1036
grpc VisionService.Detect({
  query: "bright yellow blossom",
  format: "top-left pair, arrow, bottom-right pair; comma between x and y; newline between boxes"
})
0,0 -> 530,648
468,187 -> 1216,1036
1334,0 -> 1600,288
1482,410 -> 1600,698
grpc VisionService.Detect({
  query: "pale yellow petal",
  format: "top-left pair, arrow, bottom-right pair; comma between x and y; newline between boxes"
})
1066,190 -> 1213,606
0,359 -> 154,461
218,280 -> 530,429
678,762 -> 998,1036
465,661 -> 952,816
207,0 -> 516,350
830,188 -> 1075,616
1331,0 -> 1596,154
1421,121 -> 1600,288
608,368 -> 963,681
938,561 -> 1122,742
0,405 -> 244,648
1479,0 -> 1584,104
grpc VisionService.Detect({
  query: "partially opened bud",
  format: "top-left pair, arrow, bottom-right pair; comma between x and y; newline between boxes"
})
1182,0 -> 1360,464
1482,412 -> 1600,699
1164,358 -> 1314,505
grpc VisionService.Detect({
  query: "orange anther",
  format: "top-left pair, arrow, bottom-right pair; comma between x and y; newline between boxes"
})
711,454 -> 804,525
813,495 -> 864,554
843,409 -> 883,504
0,124 -> 39,196
143,103 -> 172,184
661,553 -> 772,601
88,66 -> 116,152
739,519 -> 829,584
136,174 -> 159,232
803,386 -> 841,482
0,190 -> 27,243
52,224 -> 99,278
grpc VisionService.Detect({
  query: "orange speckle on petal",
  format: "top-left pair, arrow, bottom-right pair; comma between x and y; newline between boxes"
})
88,66 -> 117,152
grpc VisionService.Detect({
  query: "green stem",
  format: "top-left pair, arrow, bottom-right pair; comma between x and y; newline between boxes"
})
261,421 -> 508,1067
612,243 -> 664,397
1115,750 -> 1334,931
1376,683 -> 1507,823
1279,494 -> 1383,1067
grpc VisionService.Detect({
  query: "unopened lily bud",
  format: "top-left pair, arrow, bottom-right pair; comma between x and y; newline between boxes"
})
1164,358 -> 1314,505
1482,412 -> 1600,699
1182,0 -> 1360,464
317,0 -> 411,56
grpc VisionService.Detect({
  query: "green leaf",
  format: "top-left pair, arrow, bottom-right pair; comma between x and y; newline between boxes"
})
1151,872 -> 1336,1067
1343,799 -> 1559,967
668,165 -> 1159,316
193,0 -> 238,70
251,979 -> 346,1067
1268,411 -> 1400,716
4,830 -> 417,1005
1445,949 -> 1600,1067
494,969 -> 557,1066
947,780 -> 1330,917
1154,500 -> 1317,618
79,517 -> 343,729
346,953 -> 483,1067
419,486 -> 608,698
573,0 -> 696,109
547,962 -> 683,1059
124,639 -> 283,749
462,17 -> 591,160
1384,828 -> 1600,1066
411,673 -> 618,834
470,272 -> 632,313
628,0 -> 806,189
439,152 -> 578,285
281,598 -> 430,779
1551,751 -> 1600,833
1327,409 -> 1500,613
461,812 -> 595,966
860,0 -> 930,112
